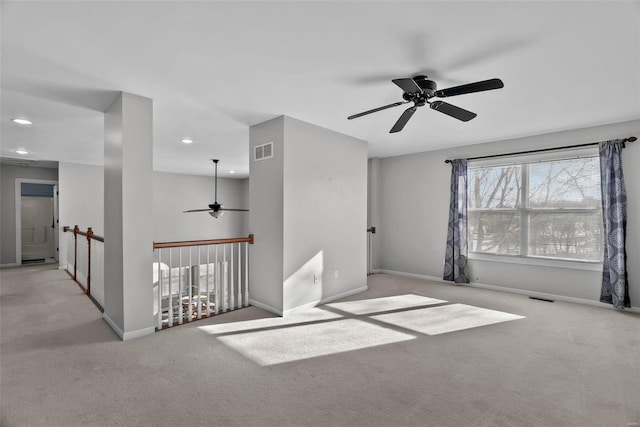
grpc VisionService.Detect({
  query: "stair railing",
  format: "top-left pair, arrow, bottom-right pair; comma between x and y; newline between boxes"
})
152,235 -> 254,330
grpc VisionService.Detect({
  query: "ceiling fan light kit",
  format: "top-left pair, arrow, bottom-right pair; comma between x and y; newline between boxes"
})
348,75 -> 504,133
183,159 -> 249,218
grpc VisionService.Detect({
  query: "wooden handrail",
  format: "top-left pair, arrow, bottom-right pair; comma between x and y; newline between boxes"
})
63,225 -> 104,242
60,225 -> 104,313
153,234 -> 254,249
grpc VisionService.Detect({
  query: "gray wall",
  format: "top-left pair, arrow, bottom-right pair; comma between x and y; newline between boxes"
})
0,164 -> 58,265
103,92 -> 154,339
373,119 -> 640,308
283,116 -> 368,313
58,162 -> 104,269
57,162 -> 248,251
249,116 -> 368,315
249,117 -> 285,313
153,172 -> 249,242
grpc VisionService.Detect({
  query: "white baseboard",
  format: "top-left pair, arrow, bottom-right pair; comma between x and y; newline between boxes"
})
466,281 -> 640,313
103,313 -> 156,341
283,300 -> 320,316
320,285 -> 369,304
376,269 -> 446,284
0,263 -> 20,268
248,299 -> 283,316
103,313 -> 124,339
375,269 -> 640,313
250,285 -> 369,317
283,285 -> 369,316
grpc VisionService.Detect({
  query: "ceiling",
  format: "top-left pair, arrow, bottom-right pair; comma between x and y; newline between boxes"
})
2,1 -> 639,178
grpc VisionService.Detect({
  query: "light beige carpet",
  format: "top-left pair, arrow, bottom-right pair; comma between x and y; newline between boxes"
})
1,264 -> 639,427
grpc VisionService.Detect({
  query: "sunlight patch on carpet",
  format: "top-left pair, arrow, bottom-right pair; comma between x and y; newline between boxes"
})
326,294 -> 446,315
198,307 -> 342,335
216,319 -> 415,366
371,303 -> 525,335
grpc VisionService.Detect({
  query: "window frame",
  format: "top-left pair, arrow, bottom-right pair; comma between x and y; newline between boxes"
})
466,147 -> 603,269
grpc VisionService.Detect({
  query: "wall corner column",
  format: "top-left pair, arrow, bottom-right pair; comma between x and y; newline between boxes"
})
103,92 -> 155,340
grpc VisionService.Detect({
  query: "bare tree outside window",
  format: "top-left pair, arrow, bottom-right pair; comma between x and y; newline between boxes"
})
468,156 -> 602,262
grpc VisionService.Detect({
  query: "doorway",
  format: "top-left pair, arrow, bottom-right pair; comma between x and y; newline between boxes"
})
15,179 -> 59,265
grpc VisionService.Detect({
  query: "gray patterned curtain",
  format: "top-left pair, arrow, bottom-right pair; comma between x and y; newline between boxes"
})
443,159 -> 469,283
599,140 -> 630,309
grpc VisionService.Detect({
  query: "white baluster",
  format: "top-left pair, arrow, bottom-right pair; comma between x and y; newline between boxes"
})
215,245 -> 219,315
206,245 -> 211,317
197,246 -> 202,320
222,244 -> 227,312
244,242 -> 249,307
157,249 -> 162,330
187,247 -> 192,322
168,249 -> 173,327
230,242 -> 235,310
237,243 -> 241,309
178,248 -> 183,324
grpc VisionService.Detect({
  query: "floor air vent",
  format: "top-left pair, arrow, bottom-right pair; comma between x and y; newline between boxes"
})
529,296 -> 555,303
254,142 -> 273,161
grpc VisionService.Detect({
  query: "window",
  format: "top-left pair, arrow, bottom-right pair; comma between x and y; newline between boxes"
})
468,151 -> 603,263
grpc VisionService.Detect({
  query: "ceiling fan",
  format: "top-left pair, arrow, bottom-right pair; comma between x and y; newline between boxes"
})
183,159 -> 249,218
348,75 -> 504,133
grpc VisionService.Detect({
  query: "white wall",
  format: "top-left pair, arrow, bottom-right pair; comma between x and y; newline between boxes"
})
57,162 -> 249,262
0,164 -> 58,266
58,162 -> 104,269
249,117 -> 285,314
283,116 -> 368,313
374,119 -> 640,308
249,116 -> 368,315
153,172 -> 249,242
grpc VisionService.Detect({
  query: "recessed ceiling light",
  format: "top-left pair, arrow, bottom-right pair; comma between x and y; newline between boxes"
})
180,138 -> 194,144
15,149 -> 29,155
229,170 -> 236,174
12,118 -> 33,125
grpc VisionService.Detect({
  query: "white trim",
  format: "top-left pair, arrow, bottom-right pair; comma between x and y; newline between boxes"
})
283,300 -> 320,316
376,269 -> 446,284
320,285 -> 369,304
122,326 -> 156,341
468,253 -> 603,271
466,281 -> 640,313
375,269 -> 639,313
15,178 -> 58,266
468,146 -> 598,168
0,263 -> 20,268
103,313 -> 124,339
102,313 -> 156,341
250,286 -> 369,317
248,299 -> 283,316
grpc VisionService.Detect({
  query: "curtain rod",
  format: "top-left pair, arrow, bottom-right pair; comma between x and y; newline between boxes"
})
444,136 -> 637,164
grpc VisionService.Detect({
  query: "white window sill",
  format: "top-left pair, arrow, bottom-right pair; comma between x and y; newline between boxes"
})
468,252 -> 603,271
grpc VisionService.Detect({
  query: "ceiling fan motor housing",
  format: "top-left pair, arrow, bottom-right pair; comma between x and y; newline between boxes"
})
414,75 -> 437,96
402,76 -> 437,104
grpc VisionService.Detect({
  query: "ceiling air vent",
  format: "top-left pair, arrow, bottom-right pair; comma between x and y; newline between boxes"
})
254,142 -> 273,161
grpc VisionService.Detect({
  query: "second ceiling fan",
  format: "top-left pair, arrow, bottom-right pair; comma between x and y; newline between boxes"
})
183,159 -> 248,218
348,75 -> 504,133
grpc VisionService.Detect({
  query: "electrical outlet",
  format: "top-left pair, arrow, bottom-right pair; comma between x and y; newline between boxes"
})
334,270 -> 339,279
313,274 -> 319,284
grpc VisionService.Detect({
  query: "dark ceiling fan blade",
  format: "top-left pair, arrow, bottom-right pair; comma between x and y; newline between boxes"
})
219,208 -> 249,212
392,78 -> 422,94
430,101 -> 477,122
390,106 -> 417,133
183,208 -> 213,213
348,101 -> 407,120
433,78 -> 504,98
